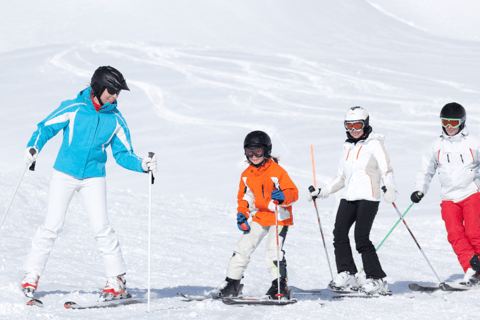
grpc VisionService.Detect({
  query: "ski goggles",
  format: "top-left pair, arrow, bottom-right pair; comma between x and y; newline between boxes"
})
344,121 -> 365,132
441,117 -> 464,128
106,87 -> 121,96
245,146 -> 265,158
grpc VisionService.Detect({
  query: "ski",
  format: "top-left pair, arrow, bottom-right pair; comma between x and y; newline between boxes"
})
64,296 -> 145,310
222,297 -> 298,306
332,292 -> 391,299
176,293 -> 217,301
289,286 -> 322,295
408,282 -> 469,293
26,298 -> 44,308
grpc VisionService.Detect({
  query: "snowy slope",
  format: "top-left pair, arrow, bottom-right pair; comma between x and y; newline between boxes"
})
1,0 -> 480,319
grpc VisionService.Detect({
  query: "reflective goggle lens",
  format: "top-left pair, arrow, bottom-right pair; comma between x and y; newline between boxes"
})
106,87 -> 121,96
345,121 -> 364,132
245,147 -> 264,158
441,118 -> 462,128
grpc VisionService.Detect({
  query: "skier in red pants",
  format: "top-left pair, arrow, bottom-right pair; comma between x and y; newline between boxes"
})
411,102 -> 480,286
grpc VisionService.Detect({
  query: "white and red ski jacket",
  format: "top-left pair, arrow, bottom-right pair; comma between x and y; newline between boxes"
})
414,127 -> 480,202
324,131 -> 396,202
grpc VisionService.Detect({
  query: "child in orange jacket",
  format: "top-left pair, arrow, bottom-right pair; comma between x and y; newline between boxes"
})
213,131 -> 298,300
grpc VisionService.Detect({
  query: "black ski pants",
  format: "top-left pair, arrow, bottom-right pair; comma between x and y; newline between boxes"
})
333,199 -> 386,279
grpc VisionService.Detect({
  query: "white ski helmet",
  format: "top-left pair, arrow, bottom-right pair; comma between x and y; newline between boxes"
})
344,106 -> 369,131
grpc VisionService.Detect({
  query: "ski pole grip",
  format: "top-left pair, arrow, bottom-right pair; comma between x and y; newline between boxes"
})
308,186 -> 315,193
148,152 -> 155,184
382,186 -> 387,193
29,148 -> 37,172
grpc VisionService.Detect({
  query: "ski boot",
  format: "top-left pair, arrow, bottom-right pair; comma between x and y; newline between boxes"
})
99,273 -> 131,301
212,277 -> 243,299
360,278 -> 390,295
21,271 -> 40,298
265,277 -> 290,300
329,271 -> 358,292
461,268 -> 480,287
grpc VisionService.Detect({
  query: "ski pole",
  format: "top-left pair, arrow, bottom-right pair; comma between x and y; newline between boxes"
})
358,202 -> 414,274
391,201 -> 443,284
147,152 -> 155,312
310,145 -> 334,282
0,148 -> 36,231
274,200 -> 282,302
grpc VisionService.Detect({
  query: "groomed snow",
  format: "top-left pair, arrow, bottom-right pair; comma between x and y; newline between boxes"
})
1,1 -> 479,319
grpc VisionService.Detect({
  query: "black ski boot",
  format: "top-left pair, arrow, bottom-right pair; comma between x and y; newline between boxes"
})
212,277 -> 243,298
265,277 -> 290,300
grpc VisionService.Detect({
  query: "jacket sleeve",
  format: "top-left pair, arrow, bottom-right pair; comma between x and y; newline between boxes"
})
26,103 -> 77,151
414,141 -> 438,194
237,176 -> 253,218
324,155 -> 346,195
110,111 -> 144,173
373,139 -> 397,190
276,168 -> 298,207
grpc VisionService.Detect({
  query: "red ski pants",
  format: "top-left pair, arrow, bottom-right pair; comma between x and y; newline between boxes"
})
441,192 -> 480,272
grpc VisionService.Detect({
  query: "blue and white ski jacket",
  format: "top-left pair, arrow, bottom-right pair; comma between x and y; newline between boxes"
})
26,87 -> 144,179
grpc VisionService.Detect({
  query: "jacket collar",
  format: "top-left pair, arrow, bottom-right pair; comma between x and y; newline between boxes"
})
441,126 -> 468,142
78,87 -> 118,112
248,158 -> 273,175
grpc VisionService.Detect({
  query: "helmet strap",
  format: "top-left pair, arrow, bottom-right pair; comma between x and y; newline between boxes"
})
92,83 -> 105,106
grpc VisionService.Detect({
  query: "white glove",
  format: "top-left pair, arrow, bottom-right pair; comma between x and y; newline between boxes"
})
268,200 -> 291,220
24,147 -> 38,165
142,154 -> 157,173
307,187 -> 329,201
382,184 -> 397,203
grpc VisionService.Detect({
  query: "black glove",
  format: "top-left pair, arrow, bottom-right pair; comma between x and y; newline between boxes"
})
410,191 -> 424,203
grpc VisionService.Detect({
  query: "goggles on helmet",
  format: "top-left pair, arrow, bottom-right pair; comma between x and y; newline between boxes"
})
344,121 -> 365,132
106,87 -> 121,96
245,146 -> 265,158
441,117 -> 464,129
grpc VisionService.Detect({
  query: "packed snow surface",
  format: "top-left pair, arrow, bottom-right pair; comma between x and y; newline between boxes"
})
1,0 -> 479,319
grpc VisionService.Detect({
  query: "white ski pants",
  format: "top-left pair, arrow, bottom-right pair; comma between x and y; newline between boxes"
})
226,221 -> 287,281
23,170 -> 126,277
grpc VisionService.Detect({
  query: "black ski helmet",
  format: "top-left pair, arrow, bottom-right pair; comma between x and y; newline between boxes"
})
91,66 -> 130,105
440,102 -> 466,134
244,130 -> 272,158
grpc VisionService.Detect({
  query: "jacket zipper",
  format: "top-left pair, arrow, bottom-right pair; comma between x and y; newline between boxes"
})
262,185 -> 265,198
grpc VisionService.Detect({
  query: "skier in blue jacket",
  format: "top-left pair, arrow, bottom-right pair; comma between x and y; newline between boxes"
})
21,66 -> 157,301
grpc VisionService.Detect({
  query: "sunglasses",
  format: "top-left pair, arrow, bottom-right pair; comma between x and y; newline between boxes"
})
106,87 -> 121,96
441,117 -> 464,129
245,147 -> 265,158
344,121 -> 364,132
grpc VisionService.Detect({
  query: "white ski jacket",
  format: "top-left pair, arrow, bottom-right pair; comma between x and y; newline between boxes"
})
414,127 -> 480,202
324,131 -> 396,202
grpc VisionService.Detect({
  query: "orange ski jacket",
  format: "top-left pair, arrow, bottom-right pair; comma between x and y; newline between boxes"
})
237,159 -> 298,227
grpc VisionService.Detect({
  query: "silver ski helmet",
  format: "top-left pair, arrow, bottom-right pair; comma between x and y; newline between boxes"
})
91,66 -> 130,105
344,106 -> 369,132
440,102 -> 466,134
244,130 -> 272,158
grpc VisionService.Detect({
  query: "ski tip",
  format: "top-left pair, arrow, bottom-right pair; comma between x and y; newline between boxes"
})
64,301 -> 78,309
439,283 -> 470,292
26,299 -> 43,308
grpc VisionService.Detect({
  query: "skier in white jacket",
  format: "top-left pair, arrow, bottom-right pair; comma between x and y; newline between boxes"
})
411,102 -> 480,286
308,106 -> 397,294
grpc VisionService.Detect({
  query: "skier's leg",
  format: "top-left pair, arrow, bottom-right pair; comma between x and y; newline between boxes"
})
333,199 -> 358,274
226,221 -> 268,280
463,193 -> 480,256
265,225 -> 288,281
23,170 -> 77,276
78,176 -> 126,277
442,199 -> 476,272
354,200 -> 386,279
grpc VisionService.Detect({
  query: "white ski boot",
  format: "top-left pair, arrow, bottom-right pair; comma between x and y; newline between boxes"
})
99,274 -> 131,301
360,278 -> 389,295
329,271 -> 358,291
212,277 -> 243,299
461,268 -> 480,286
21,271 -> 40,298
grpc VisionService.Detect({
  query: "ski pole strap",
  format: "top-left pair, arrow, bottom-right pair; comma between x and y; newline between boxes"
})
29,148 -> 37,172
148,152 -> 155,184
